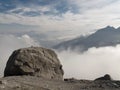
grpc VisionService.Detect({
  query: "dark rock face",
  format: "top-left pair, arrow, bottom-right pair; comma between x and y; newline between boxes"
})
4,47 -> 64,80
95,74 -> 112,81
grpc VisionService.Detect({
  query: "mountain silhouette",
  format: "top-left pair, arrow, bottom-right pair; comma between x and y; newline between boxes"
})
54,26 -> 120,51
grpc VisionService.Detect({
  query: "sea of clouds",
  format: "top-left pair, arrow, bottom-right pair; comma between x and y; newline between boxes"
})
57,45 -> 120,80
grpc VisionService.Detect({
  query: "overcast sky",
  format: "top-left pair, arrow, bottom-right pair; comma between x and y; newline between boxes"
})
0,0 -> 120,37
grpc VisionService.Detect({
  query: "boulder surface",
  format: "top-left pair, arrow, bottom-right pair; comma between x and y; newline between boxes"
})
4,47 -> 64,80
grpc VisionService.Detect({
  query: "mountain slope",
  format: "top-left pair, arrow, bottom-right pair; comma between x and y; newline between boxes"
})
54,26 -> 120,51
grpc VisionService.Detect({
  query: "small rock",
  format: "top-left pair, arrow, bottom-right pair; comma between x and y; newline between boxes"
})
95,74 -> 112,81
0,80 -> 7,85
64,78 -> 78,83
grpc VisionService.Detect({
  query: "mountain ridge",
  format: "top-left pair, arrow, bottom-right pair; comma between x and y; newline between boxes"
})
54,26 -> 120,52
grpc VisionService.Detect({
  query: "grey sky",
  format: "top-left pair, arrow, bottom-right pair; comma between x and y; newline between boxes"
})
0,0 -> 120,38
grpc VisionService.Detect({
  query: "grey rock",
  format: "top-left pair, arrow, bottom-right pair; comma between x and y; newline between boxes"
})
95,74 -> 112,81
0,80 -> 7,85
4,47 -> 64,80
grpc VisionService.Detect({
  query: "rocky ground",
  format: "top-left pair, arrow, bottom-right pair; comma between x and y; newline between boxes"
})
0,76 -> 120,90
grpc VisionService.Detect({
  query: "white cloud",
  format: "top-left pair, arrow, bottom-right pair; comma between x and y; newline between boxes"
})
0,0 -> 120,36
0,34 -> 39,77
71,0 -> 116,10
19,34 -> 39,46
57,45 -> 120,80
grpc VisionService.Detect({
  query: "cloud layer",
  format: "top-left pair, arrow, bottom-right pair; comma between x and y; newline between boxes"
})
0,0 -> 120,36
57,45 -> 120,80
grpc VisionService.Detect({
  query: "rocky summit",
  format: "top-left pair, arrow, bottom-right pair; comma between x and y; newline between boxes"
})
4,47 -> 64,80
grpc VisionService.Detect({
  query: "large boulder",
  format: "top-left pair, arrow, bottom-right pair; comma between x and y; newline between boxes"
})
4,47 -> 64,80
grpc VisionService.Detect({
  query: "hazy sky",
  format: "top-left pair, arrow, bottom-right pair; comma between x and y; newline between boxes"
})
0,0 -> 120,36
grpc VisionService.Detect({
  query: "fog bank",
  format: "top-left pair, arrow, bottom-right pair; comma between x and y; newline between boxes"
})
57,45 -> 120,80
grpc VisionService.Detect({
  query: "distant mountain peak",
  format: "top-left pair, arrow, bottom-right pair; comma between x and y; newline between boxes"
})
54,26 -> 120,52
103,26 -> 115,30
106,25 -> 114,28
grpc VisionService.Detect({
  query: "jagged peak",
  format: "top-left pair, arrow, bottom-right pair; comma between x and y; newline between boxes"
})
96,26 -> 116,33
104,26 -> 115,29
